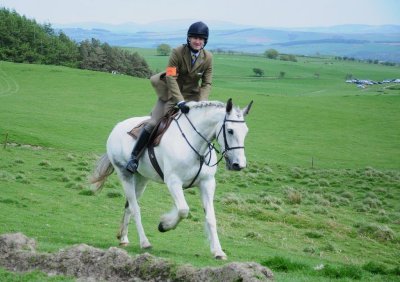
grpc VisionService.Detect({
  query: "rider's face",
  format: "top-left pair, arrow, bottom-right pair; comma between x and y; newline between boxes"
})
189,36 -> 205,51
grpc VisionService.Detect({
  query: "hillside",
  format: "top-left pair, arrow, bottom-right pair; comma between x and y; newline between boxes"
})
0,54 -> 399,281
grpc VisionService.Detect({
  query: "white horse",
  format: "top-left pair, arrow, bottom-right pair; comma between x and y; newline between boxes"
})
90,98 -> 253,260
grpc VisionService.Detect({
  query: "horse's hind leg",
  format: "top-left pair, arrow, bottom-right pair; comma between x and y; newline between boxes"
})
117,199 -> 131,246
117,173 -> 151,249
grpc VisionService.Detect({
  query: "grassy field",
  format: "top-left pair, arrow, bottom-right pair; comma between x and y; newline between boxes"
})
0,51 -> 399,281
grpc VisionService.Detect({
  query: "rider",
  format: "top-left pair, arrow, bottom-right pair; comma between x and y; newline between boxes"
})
126,21 -> 213,173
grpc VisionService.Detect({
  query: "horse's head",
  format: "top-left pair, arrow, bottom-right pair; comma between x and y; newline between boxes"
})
216,98 -> 253,171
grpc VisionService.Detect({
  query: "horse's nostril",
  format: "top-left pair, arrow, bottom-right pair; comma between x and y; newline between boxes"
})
232,163 -> 241,171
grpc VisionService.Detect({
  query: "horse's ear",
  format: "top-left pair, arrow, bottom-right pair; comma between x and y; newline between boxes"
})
226,98 -> 233,113
243,100 -> 253,116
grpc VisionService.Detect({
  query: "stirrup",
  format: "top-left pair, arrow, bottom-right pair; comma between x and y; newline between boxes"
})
126,159 -> 139,173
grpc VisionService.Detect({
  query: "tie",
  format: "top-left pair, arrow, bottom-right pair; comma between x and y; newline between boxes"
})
191,53 -> 197,66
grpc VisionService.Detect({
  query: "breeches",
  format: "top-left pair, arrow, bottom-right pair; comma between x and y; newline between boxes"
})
145,98 -> 176,131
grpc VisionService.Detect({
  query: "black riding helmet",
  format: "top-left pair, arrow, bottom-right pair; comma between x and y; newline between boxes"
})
187,21 -> 209,48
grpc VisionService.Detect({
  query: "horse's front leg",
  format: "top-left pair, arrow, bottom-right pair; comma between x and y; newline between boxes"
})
118,175 -> 152,249
159,177 -> 189,232
200,177 -> 227,260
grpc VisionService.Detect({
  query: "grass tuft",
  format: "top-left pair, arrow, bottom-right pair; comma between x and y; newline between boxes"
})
362,261 -> 388,275
305,231 -> 324,239
355,222 -> 395,241
284,186 -> 302,205
39,160 -> 51,167
261,256 -> 308,272
320,264 -> 363,280
106,191 -> 122,198
78,189 -> 95,196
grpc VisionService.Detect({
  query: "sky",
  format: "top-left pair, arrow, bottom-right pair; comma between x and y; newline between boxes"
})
1,0 -> 400,28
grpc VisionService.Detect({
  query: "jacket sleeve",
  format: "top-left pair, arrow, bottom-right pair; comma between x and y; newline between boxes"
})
165,48 -> 185,103
199,52 -> 213,101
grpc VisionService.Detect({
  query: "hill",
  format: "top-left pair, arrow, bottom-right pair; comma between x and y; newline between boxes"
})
0,54 -> 399,281
56,22 -> 400,63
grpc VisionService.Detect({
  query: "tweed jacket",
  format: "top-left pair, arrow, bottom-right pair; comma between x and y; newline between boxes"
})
150,44 -> 213,103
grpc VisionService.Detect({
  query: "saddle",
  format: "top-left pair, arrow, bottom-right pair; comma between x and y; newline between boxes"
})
127,108 -> 179,146
126,108 -> 203,188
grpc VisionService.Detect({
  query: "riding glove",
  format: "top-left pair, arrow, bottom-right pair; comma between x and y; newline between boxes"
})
177,101 -> 190,113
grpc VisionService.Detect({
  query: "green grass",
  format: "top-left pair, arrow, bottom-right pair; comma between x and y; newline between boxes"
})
0,53 -> 399,281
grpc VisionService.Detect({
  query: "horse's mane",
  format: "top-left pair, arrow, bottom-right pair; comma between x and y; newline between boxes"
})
187,101 -> 225,110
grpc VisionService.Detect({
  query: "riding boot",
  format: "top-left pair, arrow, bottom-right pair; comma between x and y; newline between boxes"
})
126,127 -> 152,173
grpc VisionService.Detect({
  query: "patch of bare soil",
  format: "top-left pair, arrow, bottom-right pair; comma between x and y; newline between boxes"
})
0,233 -> 274,281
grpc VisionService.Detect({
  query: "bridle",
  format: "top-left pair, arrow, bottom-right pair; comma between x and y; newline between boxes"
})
216,115 -> 246,156
175,111 -> 245,162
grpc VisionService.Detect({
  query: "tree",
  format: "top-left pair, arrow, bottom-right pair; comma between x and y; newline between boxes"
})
0,8 -> 152,78
157,44 -> 171,56
252,68 -> 264,77
264,49 -> 279,59
279,54 -> 297,62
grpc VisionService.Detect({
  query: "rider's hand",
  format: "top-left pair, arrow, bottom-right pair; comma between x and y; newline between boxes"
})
177,101 -> 190,114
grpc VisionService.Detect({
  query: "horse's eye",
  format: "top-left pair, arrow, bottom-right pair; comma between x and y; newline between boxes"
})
227,129 -> 234,135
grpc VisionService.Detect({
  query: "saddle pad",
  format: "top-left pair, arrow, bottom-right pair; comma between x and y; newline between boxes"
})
127,110 -> 178,147
127,120 -> 148,139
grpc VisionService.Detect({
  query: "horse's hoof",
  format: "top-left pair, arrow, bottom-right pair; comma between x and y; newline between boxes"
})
141,243 -> 152,249
158,222 -> 167,233
119,242 -> 129,247
215,255 -> 228,260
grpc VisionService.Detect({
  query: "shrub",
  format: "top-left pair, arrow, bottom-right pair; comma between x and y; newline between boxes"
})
279,54 -> 297,62
157,44 -> 171,56
264,48 -> 279,59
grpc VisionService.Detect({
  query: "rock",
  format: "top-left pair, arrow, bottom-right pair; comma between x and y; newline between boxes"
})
0,233 -> 274,281
0,232 -> 36,253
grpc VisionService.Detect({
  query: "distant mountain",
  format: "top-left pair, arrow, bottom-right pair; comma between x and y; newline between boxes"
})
285,24 -> 400,34
55,21 -> 400,63
54,19 -> 253,33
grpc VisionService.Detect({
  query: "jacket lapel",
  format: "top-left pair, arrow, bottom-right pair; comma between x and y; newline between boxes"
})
183,47 -> 191,71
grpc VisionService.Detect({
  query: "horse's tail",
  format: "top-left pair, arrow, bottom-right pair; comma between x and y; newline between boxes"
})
90,153 -> 114,192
